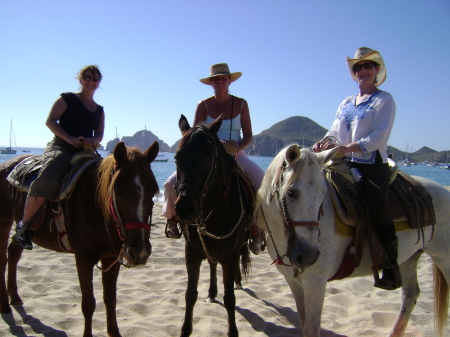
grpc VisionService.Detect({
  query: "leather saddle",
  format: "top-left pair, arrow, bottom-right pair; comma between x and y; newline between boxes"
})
7,150 -> 100,200
324,155 -> 436,281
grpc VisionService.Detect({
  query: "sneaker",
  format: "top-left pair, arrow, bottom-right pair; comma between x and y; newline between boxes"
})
14,221 -> 34,250
165,219 -> 182,239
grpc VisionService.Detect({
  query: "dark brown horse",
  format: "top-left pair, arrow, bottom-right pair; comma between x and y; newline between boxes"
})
0,141 -> 159,337
174,115 -> 252,337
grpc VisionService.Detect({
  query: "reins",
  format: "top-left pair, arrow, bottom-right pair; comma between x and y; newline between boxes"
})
176,126 -> 245,263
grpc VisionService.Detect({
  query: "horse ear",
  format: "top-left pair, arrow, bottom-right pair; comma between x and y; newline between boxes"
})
114,142 -> 128,166
316,146 -> 341,166
145,141 -> 159,163
208,114 -> 223,135
285,144 -> 301,164
179,114 -> 191,135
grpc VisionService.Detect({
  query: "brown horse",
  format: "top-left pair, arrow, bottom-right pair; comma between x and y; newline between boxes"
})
174,115 -> 252,337
0,141 -> 159,337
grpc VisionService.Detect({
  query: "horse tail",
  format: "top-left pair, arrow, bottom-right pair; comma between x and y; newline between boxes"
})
433,262 -> 449,337
240,244 -> 251,281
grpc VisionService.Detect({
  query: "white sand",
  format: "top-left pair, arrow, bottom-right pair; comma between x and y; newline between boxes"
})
1,203 -> 449,337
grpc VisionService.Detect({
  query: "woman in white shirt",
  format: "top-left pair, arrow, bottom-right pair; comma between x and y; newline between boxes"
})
313,47 -> 400,290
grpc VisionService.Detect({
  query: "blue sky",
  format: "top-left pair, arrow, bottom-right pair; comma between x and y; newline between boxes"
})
0,0 -> 449,153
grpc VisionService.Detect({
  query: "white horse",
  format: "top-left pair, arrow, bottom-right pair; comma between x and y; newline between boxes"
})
254,145 -> 450,337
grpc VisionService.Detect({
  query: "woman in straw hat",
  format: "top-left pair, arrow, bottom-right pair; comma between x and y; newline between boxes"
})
313,47 -> 400,290
163,63 -> 265,253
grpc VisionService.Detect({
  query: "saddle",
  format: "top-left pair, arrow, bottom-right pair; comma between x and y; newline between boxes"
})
7,150 -> 101,252
324,156 -> 436,281
7,150 -> 100,199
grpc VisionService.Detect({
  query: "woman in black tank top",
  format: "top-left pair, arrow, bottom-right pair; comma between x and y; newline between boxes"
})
15,65 -> 105,250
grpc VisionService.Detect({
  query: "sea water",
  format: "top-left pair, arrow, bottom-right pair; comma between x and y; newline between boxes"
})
1,148 -> 449,201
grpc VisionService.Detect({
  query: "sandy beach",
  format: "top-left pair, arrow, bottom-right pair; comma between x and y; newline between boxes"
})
1,200 -> 449,337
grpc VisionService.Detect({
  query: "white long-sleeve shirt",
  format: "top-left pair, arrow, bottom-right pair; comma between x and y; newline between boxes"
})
325,90 -> 396,164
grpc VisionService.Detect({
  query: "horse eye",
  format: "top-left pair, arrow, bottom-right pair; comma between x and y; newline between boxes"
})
287,190 -> 298,199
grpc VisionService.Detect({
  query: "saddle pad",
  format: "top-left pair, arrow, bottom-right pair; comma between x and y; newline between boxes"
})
6,156 -> 43,192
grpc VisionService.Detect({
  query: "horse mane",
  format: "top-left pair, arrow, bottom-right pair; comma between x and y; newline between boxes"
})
256,145 -> 320,210
179,125 -> 217,152
97,147 -> 159,218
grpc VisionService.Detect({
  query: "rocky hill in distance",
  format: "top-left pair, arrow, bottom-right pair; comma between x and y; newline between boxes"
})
105,129 -> 170,152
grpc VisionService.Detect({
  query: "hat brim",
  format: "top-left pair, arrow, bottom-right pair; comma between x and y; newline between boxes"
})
199,72 -> 242,85
346,50 -> 386,87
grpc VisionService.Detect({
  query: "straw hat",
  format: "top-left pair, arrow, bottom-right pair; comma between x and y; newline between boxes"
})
199,63 -> 242,85
346,47 -> 386,86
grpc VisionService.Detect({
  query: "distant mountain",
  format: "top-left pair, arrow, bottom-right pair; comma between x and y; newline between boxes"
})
246,116 -> 328,156
105,130 -> 170,152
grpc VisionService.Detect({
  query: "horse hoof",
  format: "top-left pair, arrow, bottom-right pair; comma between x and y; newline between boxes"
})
234,285 -> 243,290
205,297 -> 216,303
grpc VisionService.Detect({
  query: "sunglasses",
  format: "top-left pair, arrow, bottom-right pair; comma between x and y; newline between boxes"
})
353,62 -> 377,73
83,75 -> 100,82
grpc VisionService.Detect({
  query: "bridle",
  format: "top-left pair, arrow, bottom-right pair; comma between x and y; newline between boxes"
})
175,126 -> 245,263
99,167 -> 151,271
260,157 -> 323,277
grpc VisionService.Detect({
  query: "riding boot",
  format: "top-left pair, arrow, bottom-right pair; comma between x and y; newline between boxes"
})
14,221 -> 34,250
165,217 -> 182,239
375,238 -> 402,290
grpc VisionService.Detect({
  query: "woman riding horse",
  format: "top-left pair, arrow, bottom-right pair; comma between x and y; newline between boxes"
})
163,63 -> 265,253
313,47 -> 400,290
15,65 -> 105,249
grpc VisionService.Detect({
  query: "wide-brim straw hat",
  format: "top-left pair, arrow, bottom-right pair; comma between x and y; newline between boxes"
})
199,63 -> 242,85
346,47 -> 386,86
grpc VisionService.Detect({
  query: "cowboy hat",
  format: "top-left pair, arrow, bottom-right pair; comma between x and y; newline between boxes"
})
347,47 -> 386,86
199,63 -> 242,85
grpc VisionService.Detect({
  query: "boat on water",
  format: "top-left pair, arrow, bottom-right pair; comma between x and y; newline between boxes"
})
154,155 -> 169,162
1,120 -> 16,154
439,165 -> 450,170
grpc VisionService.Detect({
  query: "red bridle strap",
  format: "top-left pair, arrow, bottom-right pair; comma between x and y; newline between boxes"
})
291,221 -> 319,227
124,222 -> 150,230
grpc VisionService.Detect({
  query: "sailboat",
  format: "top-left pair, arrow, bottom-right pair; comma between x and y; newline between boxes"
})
1,120 -> 16,154
440,149 -> 450,170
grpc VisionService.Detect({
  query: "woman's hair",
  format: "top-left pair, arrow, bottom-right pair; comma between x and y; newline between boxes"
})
76,65 -> 102,81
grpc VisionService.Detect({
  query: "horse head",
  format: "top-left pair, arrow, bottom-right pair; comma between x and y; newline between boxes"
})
99,141 -> 159,267
175,114 -> 231,224
257,144 -> 339,270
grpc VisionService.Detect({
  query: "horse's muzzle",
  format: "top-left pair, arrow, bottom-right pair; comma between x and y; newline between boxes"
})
175,191 -> 201,223
289,238 -> 320,269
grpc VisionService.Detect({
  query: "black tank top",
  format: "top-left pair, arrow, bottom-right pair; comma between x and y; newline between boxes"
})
59,92 -> 103,138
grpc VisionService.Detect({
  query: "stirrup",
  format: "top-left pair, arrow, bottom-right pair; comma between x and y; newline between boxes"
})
14,222 -> 34,250
374,266 -> 402,290
165,219 -> 182,239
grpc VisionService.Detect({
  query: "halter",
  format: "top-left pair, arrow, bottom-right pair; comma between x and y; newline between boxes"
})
99,167 -> 151,270
175,126 -> 245,263
261,157 -> 323,276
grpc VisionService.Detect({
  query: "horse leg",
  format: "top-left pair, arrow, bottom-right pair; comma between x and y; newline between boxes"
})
284,276 -> 306,328
206,259 -> 218,303
1,225 -> 15,312
6,240 -> 24,307
101,257 -> 121,337
75,255 -> 97,337
181,245 -> 202,337
389,249 -> 423,337
301,276 -> 326,337
222,256 -> 240,337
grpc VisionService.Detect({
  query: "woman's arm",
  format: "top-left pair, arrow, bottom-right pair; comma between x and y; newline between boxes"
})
193,101 -> 207,126
237,100 -> 252,151
45,97 -> 83,148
